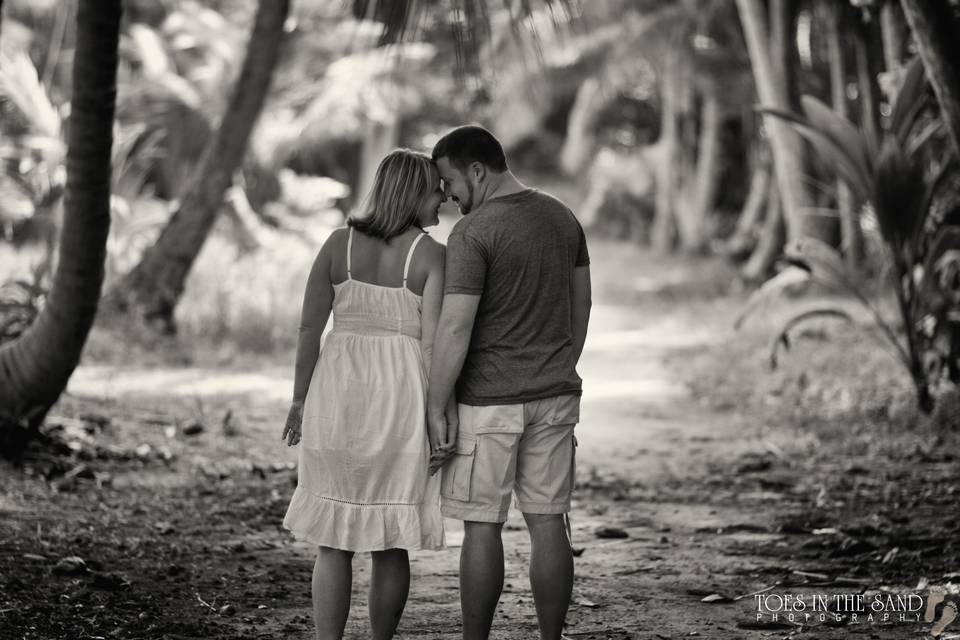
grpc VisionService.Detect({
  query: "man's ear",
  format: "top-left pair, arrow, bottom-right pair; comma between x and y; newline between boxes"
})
469,161 -> 486,184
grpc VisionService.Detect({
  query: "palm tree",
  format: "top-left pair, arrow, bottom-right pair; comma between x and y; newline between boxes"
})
0,0 -> 121,455
900,0 -> 960,158
108,0 -> 290,332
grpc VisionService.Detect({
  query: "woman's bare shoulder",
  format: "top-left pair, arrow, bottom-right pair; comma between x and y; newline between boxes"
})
318,226 -> 349,253
418,234 -> 445,264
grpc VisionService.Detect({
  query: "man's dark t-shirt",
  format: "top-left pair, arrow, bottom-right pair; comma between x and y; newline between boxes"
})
444,188 -> 590,406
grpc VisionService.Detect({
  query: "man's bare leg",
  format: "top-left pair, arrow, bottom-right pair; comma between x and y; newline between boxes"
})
523,513 -> 573,640
461,521 -> 505,640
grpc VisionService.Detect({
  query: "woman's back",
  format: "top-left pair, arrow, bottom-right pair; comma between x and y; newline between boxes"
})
328,226 -> 433,295
328,227 -> 428,340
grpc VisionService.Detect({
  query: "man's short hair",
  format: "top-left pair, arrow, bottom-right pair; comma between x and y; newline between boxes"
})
431,125 -> 508,173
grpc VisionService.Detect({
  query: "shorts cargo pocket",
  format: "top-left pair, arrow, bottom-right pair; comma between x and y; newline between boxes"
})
464,404 -> 523,435
441,436 -> 476,502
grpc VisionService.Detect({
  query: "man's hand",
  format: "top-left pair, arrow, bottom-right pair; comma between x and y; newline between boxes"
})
428,408 -> 456,475
282,400 -> 304,446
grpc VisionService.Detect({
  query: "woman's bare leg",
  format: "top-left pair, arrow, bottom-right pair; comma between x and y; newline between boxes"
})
313,547 -> 354,640
369,548 -> 410,640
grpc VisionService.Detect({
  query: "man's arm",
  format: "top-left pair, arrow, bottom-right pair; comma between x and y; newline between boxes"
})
571,265 -> 592,364
427,293 -> 481,448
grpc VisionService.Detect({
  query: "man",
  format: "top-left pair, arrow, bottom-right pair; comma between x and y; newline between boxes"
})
427,125 -> 592,640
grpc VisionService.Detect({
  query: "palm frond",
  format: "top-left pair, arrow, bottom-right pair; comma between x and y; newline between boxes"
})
758,106 -> 873,203
768,307 -> 856,370
800,95 -> 875,184
734,266 -> 811,330
890,56 -> 928,146
0,51 -> 61,139
125,24 -> 175,79
873,136 -> 927,247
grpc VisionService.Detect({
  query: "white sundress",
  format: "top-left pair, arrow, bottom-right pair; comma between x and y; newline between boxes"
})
283,228 -> 445,551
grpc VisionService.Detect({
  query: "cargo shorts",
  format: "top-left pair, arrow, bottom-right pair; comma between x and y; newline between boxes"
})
440,394 -> 579,523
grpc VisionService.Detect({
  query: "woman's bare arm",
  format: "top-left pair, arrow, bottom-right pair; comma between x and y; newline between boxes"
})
292,232 -> 338,403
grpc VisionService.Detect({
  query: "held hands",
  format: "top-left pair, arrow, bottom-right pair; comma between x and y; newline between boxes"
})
427,405 -> 458,476
282,400 -> 304,446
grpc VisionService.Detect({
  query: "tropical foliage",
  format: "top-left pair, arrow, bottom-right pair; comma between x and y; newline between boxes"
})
741,57 -> 960,412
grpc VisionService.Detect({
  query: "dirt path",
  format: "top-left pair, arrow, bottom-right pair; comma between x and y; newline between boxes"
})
3,241 -> 956,639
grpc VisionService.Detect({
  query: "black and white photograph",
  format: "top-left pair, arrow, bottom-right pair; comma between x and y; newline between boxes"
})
1,0 -> 959,638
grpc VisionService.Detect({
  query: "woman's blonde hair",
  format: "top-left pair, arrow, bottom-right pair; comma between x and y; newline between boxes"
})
348,148 -> 438,239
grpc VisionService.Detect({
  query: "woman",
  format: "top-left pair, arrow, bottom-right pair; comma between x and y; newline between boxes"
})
281,149 -> 453,640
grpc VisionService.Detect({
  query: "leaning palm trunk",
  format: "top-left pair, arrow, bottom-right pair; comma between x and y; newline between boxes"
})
719,145 -> 769,259
0,0 -> 121,454
736,0 -> 811,242
560,77 -> 603,176
651,52 -> 680,252
679,92 -> 721,253
110,0 -> 290,331
741,181 -> 784,282
900,0 -> 960,158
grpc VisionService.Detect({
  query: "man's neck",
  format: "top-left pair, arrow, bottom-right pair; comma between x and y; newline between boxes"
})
478,172 -> 527,206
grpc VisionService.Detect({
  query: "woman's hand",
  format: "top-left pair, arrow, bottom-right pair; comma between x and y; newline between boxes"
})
282,400 -> 304,446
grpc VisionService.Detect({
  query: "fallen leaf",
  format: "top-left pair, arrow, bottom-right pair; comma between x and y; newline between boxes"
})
154,521 -> 176,535
90,571 -> 130,591
595,527 -> 628,539
182,421 -> 205,436
701,593 -> 733,603
52,556 -> 88,575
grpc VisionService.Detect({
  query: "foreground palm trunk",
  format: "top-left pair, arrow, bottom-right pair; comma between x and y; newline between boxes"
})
110,0 -> 290,332
736,0 -> 810,241
0,0 -> 121,454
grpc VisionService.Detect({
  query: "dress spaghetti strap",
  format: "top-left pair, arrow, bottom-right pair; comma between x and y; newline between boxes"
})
402,233 -> 426,289
346,227 -> 354,280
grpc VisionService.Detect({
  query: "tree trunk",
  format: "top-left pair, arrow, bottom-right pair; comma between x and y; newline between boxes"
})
736,0 -> 812,241
0,0 -> 121,454
358,116 -> 400,201
880,0 -> 907,71
651,53 -> 679,252
853,14 -> 882,141
109,0 -> 290,331
900,0 -> 960,158
560,76 -> 603,175
676,92 -> 721,253
741,180 -> 785,282
720,145 -> 770,258
826,0 -> 863,269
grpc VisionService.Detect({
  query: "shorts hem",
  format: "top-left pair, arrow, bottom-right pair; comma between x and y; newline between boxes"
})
441,503 -> 508,523
515,501 -> 570,515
